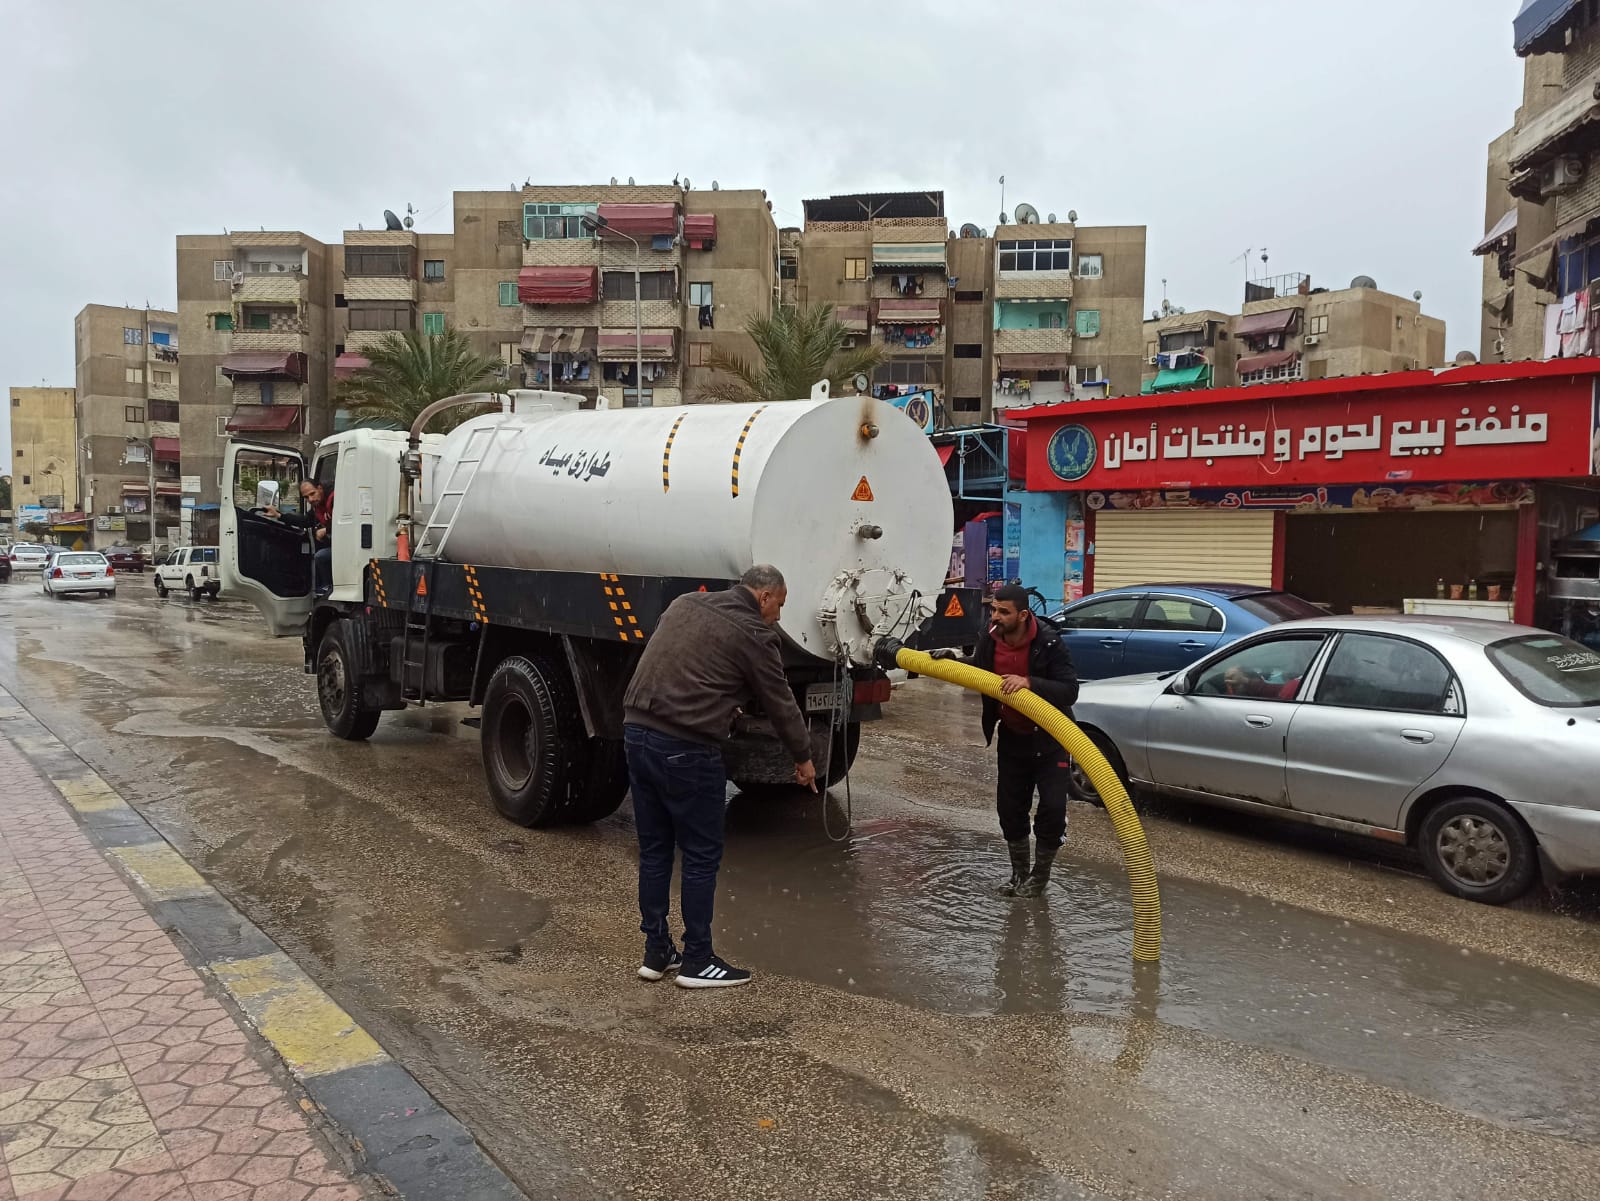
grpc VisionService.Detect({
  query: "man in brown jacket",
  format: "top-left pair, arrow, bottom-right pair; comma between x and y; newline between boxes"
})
623,564 -> 816,988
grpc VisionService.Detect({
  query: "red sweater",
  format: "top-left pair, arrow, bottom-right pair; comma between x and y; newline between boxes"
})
992,618 -> 1036,734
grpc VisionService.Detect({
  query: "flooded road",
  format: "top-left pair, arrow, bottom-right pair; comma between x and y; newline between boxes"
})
4,576 -> 1600,1199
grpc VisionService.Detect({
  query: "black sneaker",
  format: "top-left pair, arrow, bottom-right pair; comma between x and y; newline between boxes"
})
676,956 -> 752,989
637,946 -> 683,982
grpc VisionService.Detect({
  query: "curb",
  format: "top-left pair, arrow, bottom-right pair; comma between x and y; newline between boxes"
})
0,688 -> 528,1201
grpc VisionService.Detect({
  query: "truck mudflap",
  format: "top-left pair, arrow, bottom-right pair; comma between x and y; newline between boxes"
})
911,586 -> 985,655
725,716 -> 860,788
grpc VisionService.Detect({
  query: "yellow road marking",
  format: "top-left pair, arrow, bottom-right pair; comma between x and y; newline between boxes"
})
52,775 -> 129,814
211,953 -> 388,1078
109,844 -> 212,901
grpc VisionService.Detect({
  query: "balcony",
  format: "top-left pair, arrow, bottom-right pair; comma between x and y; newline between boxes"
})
232,324 -> 308,353
994,274 -> 1073,301
993,327 -> 1072,356
344,275 -> 417,302
232,270 -> 308,305
147,378 -> 179,404
147,343 -> 179,365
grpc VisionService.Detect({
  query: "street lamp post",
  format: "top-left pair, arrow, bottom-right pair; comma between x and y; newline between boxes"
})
582,213 -> 645,409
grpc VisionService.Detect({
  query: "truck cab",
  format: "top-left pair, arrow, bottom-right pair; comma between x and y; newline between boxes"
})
221,429 -> 429,636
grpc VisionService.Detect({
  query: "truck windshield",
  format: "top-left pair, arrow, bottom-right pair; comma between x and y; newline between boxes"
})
1487,635 -> 1600,707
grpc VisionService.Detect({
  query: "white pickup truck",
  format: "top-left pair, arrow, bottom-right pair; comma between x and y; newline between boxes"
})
153,546 -> 222,601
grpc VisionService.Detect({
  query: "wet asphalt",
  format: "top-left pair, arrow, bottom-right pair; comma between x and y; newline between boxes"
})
3,573 -> 1600,1199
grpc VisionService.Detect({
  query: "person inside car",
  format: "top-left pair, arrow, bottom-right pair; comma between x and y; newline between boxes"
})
266,478 -> 334,597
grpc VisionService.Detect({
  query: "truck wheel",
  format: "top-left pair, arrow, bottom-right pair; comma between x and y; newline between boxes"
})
566,739 -> 629,824
317,622 -> 381,741
186,575 -> 200,601
153,577 -> 167,598
481,655 -> 599,827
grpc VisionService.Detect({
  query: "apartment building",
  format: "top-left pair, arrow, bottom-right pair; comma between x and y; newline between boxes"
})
1139,275 -> 1446,394
73,305 -> 181,547
8,387 -> 78,527
1476,3 -> 1599,361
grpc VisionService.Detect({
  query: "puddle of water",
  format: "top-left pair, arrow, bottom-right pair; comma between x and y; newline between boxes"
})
721,812 -> 1600,1140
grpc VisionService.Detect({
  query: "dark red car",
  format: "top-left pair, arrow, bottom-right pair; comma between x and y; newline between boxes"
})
100,545 -> 148,573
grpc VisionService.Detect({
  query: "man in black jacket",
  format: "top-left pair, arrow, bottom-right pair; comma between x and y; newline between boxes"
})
942,583 -> 1080,897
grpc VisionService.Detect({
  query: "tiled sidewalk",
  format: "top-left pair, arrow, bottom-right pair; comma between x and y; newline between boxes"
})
0,734 -> 372,1201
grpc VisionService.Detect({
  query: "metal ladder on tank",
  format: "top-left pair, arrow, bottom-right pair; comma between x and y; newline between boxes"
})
413,423 -> 502,561
399,557 -> 437,706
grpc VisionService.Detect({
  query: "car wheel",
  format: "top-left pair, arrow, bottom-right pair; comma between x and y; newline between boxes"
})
153,578 -> 167,597
1066,729 -> 1128,808
1417,795 -> 1538,905
186,575 -> 201,601
316,622 -> 381,741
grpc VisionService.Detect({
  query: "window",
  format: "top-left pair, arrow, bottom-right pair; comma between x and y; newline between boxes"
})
211,313 -> 234,332
150,370 -> 172,386
213,260 -> 235,280
125,367 -> 144,384
334,294 -> 347,308
688,281 -> 713,307
423,259 -> 445,281
246,312 -> 271,330
621,388 -> 653,408
844,258 -> 867,281
523,202 -> 597,240
1160,329 -> 1206,352
998,239 -> 1072,273
21,475 -> 29,485
1192,636 -> 1324,701
955,290 -> 985,303
1038,311 -> 1065,330
1308,312 -> 1329,335
603,271 -> 676,301
872,359 -> 941,386
347,302 -> 414,332
343,247 -> 415,277
688,342 -> 710,367
216,417 -> 229,437
1077,254 -> 1104,279
422,312 -> 445,336
1488,635 -> 1600,707
123,327 -> 144,345
259,382 -> 275,405
499,342 -> 518,365
954,343 -> 982,358
952,396 -> 983,412
1074,309 -> 1101,338
1232,593 -> 1328,623
149,401 -> 178,422
779,259 -> 798,280
498,281 -> 518,306
1314,634 -> 1459,714
1139,597 -> 1223,633
124,406 -> 144,423
1058,595 -> 1142,630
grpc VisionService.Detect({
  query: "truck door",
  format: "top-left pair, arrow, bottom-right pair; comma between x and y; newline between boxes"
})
221,440 -> 312,636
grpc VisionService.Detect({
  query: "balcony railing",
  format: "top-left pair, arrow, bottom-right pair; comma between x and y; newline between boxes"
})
993,327 -> 1072,356
232,271 -> 308,304
232,326 -> 308,352
147,344 -> 179,364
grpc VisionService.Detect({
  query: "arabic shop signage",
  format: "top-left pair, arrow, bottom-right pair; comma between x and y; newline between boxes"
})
1027,378 -> 1598,490
1083,481 -> 1537,513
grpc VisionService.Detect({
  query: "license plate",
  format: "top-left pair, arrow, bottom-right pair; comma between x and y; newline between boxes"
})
805,682 -> 850,713
73,572 -> 95,579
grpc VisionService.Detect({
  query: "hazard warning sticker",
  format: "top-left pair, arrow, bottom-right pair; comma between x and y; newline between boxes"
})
944,593 -> 965,618
415,573 -> 429,597
851,476 -> 875,502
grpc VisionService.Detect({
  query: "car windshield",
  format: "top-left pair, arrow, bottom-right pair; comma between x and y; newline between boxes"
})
1232,593 -> 1328,623
1487,635 -> 1600,708
61,554 -> 104,566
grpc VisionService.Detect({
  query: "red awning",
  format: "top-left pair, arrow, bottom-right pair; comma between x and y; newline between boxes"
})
596,203 -> 679,237
334,353 -> 371,380
152,437 -> 180,462
226,405 -> 302,432
835,306 -> 869,333
597,330 -> 678,361
220,351 -> 307,381
1235,308 -> 1300,337
49,511 -> 87,525
1236,349 -> 1302,374
936,444 -> 955,466
155,481 -> 183,497
877,297 -> 943,323
518,266 -> 597,305
683,214 -> 717,249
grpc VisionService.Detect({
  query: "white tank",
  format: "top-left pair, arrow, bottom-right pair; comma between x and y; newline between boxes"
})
426,393 -> 953,665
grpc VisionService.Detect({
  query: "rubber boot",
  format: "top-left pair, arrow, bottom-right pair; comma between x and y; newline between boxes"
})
1000,839 -> 1031,896
1015,844 -> 1058,898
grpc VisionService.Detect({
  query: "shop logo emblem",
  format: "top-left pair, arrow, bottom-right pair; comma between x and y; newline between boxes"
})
1046,424 -> 1097,482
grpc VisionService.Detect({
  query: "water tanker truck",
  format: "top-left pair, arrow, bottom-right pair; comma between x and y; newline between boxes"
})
222,385 -> 979,826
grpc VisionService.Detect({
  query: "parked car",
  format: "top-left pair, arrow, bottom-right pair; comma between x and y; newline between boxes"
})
1047,584 -> 1327,679
0,546 -> 10,581
42,551 -> 116,599
100,545 -> 148,573
7,543 -> 52,573
1065,616 -> 1600,904
153,546 -> 221,600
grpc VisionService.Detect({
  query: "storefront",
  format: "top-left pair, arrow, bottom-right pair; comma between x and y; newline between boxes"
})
1010,359 -> 1600,626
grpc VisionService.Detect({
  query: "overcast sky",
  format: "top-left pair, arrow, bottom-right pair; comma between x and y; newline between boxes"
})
0,1 -> 1522,464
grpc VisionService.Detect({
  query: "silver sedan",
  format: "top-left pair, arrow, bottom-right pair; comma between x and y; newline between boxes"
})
1066,616 -> 1600,904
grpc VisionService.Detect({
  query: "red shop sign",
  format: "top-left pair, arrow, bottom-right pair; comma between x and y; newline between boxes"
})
1027,376 -> 1600,491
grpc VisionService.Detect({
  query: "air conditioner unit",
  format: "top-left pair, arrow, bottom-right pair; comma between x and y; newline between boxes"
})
1303,335 -> 1321,346
1147,355 -> 1160,365
842,337 -> 857,349
107,507 -> 121,516
1540,156 -> 1586,196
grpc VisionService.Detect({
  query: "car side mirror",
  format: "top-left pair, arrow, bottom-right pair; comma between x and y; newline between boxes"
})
1168,673 -> 1191,697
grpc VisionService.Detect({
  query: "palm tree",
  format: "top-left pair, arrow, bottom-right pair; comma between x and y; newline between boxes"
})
699,303 -> 886,405
336,326 -> 503,434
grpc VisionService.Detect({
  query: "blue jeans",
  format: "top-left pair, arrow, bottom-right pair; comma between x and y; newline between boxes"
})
624,724 -> 726,965
313,546 -> 331,595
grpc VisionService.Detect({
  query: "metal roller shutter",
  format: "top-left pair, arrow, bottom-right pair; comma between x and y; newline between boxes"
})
1092,510 -> 1276,591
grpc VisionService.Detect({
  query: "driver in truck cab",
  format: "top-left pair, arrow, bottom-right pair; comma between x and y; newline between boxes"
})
266,478 -> 334,597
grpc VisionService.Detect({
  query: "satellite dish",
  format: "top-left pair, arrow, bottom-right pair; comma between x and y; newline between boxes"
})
1047,213 -> 1057,223
1067,210 -> 1078,222
712,180 -> 720,190
628,176 -> 636,185
979,227 -> 988,237
1351,274 -> 1377,289
1413,290 -> 1423,301
1152,310 -> 1162,320
382,209 -> 403,231
403,203 -> 414,230
960,223 -> 981,238
683,177 -> 691,190
1015,203 -> 1040,224
611,176 -> 618,185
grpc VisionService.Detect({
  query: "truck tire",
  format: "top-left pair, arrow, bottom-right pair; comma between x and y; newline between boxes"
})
316,622 -> 382,741
481,654 -> 609,827
566,739 -> 630,824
